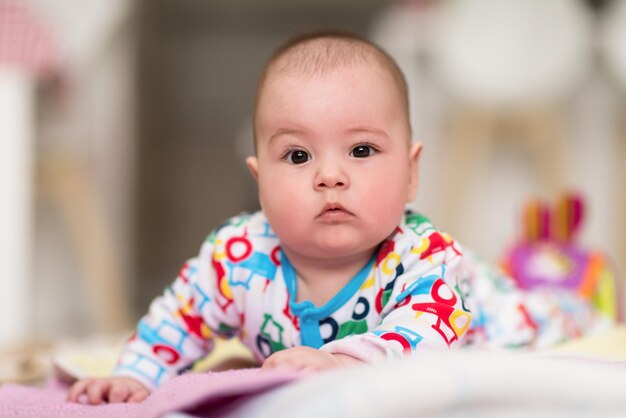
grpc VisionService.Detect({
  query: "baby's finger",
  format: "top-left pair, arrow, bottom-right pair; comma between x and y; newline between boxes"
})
262,350 -> 295,369
261,354 -> 280,370
67,379 -> 92,402
261,357 -> 289,370
108,384 -> 130,403
299,365 -> 322,374
127,388 -> 150,403
86,380 -> 111,405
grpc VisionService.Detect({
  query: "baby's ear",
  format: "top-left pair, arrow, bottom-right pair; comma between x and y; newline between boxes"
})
406,142 -> 423,201
246,156 -> 259,181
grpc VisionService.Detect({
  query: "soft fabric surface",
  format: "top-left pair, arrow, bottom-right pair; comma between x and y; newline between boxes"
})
0,368 -> 300,418
3,353 -> 626,418
544,324 -> 626,361
3,326 -> 626,418
236,351 -> 626,418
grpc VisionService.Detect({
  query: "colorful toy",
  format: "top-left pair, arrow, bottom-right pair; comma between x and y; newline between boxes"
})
502,193 -> 620,320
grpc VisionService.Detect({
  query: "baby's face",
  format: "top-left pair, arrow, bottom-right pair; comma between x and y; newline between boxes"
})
248,62 -> 421,261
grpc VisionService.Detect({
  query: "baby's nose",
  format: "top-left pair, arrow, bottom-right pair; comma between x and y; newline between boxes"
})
314,163 -> 349,190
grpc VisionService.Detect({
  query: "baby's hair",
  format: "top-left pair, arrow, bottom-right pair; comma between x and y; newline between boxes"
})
253,30 -> 411,145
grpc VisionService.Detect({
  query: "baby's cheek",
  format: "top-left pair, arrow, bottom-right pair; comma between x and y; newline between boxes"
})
362,178 -> 406,211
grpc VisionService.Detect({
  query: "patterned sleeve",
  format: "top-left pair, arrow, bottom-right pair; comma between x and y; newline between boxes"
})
320,229 -> 472,362
113,235 -> 242,390
461,252 -> 609,349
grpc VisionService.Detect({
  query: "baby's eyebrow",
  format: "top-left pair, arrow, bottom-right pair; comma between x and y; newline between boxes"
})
268,128 -> 306,143
345,126 -> 390,139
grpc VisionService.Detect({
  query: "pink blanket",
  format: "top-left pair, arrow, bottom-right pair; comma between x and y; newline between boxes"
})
0,368 -> 301,418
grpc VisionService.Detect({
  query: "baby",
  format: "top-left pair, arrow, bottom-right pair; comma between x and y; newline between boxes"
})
68,31 -> 602,404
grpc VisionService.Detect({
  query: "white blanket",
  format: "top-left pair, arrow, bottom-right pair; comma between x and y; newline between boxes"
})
233,350 -> 626,418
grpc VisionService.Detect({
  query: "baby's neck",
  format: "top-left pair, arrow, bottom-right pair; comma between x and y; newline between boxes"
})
282,247 -> 376,307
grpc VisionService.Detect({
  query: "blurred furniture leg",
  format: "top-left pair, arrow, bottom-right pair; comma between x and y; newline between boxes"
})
432,0 -> 592,237
617,112 -> 626,288
602,0 -> 626,315
443,108 -> 497,229
0,71 -> 35,346
37,156 -> 132,333
523,108 -> 567,196
444,108 -> 567,235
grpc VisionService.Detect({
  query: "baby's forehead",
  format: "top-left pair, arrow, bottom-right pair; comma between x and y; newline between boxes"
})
265,39 -> 394,84
263,61 -> 393,95
254,35 -> 412,140
259,43 -> 407,113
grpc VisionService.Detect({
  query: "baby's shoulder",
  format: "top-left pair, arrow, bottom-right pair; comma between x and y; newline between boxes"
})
394,211 -> 450,242
200,211 -> 280,259
399,211 -> 438,237
202,211 -> 271,242
385,210 -> 462,261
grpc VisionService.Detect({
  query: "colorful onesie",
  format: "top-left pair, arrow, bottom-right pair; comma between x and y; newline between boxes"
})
114,211 -> 601,390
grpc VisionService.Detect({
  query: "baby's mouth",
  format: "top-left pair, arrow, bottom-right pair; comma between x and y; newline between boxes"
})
317,203 -> 354,220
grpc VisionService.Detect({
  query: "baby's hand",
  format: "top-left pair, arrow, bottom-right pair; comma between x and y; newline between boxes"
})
261,346 -> 361,372
67,376 -> 150,405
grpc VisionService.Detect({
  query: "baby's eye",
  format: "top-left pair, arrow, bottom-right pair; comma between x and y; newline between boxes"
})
350,144 -> 377,158
284,149 -> 311,164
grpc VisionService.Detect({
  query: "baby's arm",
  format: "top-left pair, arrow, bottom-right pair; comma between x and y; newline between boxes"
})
321,234 -> 471,362
66,259 -> 204,405
68,235 -> 242,403
263,233 -> 470,370
67,376 -> 150,405
261,346 -> 362,372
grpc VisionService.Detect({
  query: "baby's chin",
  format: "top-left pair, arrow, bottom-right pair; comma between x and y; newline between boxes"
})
297,233 -> 383,261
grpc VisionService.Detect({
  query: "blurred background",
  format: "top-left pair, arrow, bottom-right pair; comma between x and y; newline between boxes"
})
1,0 -> 625,351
